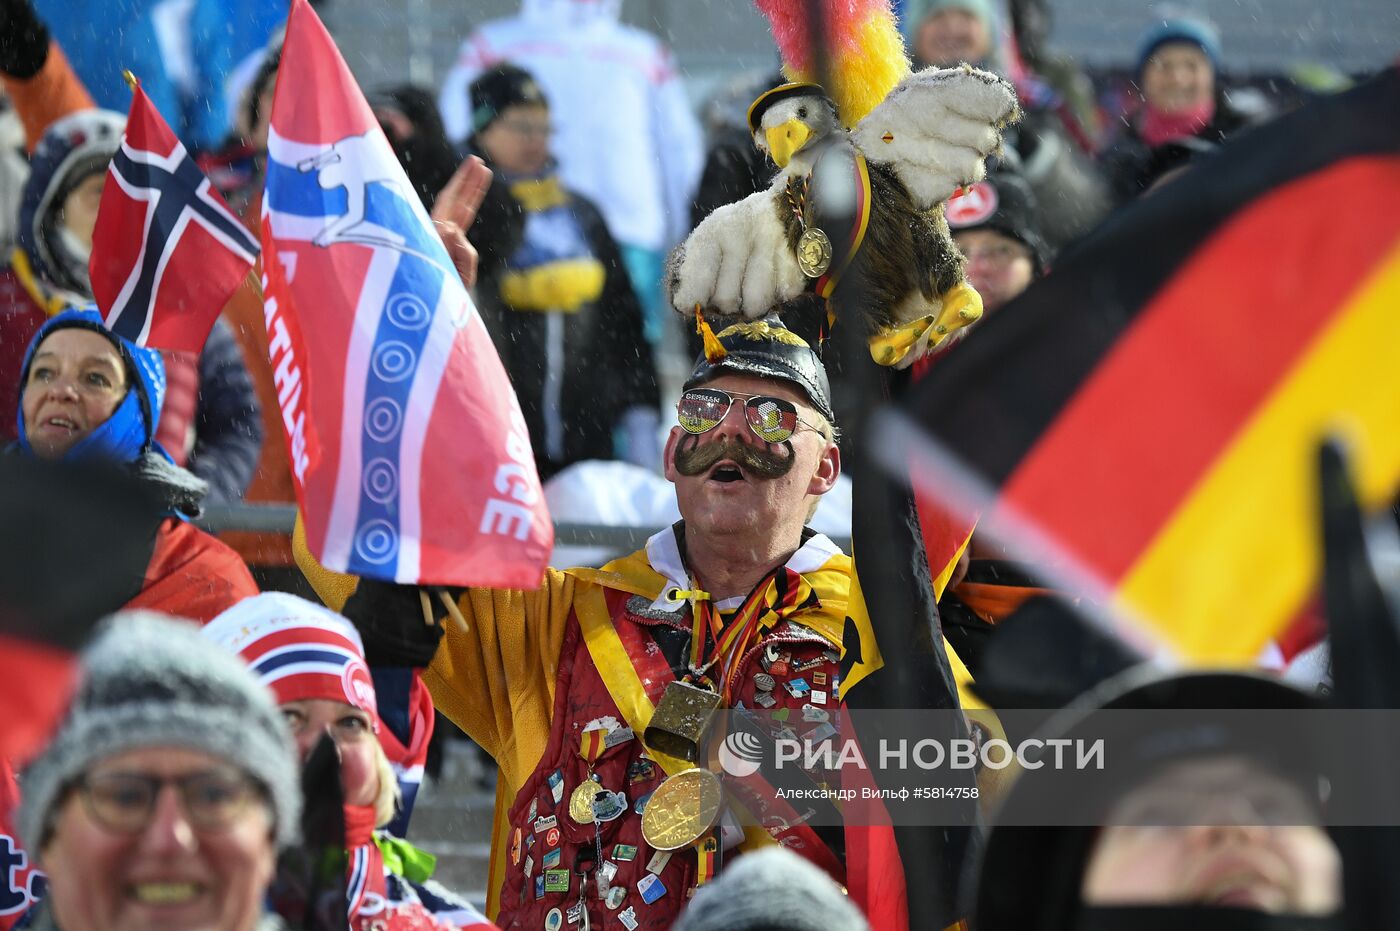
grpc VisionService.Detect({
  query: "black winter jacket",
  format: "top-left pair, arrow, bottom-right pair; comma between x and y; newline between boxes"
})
469,151 -> 659,480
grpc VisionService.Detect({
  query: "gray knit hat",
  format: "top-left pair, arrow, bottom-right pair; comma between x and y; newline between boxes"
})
673,848 -> 871,931
18,612 -> 301,851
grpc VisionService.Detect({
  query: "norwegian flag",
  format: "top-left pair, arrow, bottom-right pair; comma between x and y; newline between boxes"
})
262,0 -> 552,587
90,85 -> 259,352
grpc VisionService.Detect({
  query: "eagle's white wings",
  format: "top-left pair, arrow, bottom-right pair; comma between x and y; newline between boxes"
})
850,65 -> 1020,211
668,185 -> 806,318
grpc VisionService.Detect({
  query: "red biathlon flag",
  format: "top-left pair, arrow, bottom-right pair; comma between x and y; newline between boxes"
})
90,77 -> 259,352
261,0 -> 552,587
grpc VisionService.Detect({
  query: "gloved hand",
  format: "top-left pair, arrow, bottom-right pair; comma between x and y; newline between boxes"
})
0,0 -> 50,80
340,578 -> 463,667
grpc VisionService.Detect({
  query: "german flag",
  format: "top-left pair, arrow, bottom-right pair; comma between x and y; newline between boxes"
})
895,66 -> 1400,664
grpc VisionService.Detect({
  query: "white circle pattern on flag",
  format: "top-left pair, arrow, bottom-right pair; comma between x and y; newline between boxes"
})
386,292 -> 432,331
353,518 -> 399,564
371,341 -> 417,383
364,397 -> 404,443
362,458 -> 400,503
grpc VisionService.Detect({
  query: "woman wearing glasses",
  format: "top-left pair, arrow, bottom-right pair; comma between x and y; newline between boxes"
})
15,613 -> 299,931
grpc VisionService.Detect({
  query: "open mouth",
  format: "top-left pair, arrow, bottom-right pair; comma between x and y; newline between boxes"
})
44,416 -> 77,430
707,461 -> 746,484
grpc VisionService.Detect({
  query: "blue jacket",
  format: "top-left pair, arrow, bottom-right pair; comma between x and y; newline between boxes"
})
36,0 -> 284,151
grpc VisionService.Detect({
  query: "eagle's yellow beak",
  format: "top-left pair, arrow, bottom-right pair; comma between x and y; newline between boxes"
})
764,118 -> 812,169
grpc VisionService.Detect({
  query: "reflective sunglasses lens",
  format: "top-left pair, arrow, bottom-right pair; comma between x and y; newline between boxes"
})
677,390 -> 730,434
746,397 -> 798,443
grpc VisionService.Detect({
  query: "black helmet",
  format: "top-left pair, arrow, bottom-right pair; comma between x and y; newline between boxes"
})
684,316 -> 834,424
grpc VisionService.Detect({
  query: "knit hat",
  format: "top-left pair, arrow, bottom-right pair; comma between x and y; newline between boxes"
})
204,592 -> 380,729
19,612 -> 302,852
469,64 -> 549,136
903,0 -> 996,35
673,848 -> 871,931
946,169 -> 1050,274
1135,15 -> 1222,77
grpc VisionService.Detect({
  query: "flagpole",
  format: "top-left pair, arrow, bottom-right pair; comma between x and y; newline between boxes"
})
800,1 -> 977,926
122,70 -> 139,91
1319,442 -> 1400,930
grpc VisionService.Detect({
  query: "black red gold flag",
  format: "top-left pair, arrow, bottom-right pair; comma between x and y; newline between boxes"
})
893,66 -> 1400,664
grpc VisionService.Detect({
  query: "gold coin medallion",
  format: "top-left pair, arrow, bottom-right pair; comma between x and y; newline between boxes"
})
640,768 -> 724,851
797,227 -> 833,278
569,779 -> 604,825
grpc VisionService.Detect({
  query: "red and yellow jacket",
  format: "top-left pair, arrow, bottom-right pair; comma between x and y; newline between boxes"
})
298,526 -> 985,929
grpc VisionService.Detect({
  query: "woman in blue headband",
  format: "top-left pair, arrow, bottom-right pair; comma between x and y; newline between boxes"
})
15,309 -> 258,620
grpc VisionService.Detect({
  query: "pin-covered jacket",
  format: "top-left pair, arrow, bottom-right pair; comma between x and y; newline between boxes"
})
300,524 -> 858,929
301,523 -> 991,929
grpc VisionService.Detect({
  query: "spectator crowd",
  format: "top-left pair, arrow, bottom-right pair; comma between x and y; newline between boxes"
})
0,0 -> 1389,928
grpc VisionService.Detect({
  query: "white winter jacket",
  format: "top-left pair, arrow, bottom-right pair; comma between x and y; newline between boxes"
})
437,0 -> 703,251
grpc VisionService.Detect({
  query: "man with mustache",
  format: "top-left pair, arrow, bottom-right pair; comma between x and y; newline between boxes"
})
295,313 -> 858,929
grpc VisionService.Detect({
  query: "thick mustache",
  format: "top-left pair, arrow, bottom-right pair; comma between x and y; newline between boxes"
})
674,435 -> 795,478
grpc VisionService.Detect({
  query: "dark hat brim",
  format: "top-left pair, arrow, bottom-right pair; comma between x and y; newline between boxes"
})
684,354 -> 834,425
746,82 -> 831,135
683,319 -> 834,425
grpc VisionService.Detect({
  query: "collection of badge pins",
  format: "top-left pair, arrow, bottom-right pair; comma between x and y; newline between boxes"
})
513,653 -> 841,924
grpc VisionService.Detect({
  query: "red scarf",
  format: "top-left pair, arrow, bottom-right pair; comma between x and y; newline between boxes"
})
343,803 -> 378,848
1139,99 -> 1215,148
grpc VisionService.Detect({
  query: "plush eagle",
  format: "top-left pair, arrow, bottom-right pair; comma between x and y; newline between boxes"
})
668,63 -> 1019,367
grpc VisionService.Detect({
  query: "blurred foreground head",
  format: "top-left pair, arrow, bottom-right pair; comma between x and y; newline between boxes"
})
20,613 -> 300,931
972,669 -> 1341,931
674,847 -> 870,931
0,456 -> 164,762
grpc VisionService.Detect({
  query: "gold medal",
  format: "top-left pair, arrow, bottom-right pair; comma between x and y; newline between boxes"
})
569,779 -> 604,825
797,227 -> 833,278
640,767 -> 724,851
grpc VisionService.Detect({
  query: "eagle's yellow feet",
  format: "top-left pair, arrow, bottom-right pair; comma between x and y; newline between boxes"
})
867,282 -> 985,368
932,281 -> 983,339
